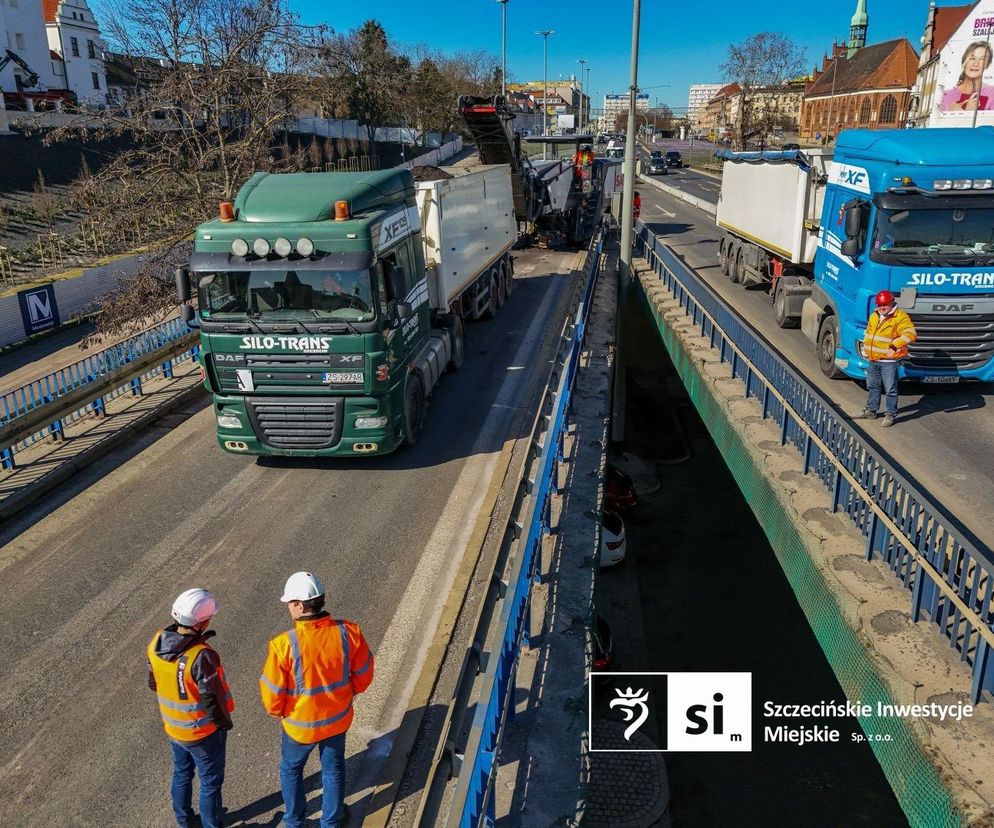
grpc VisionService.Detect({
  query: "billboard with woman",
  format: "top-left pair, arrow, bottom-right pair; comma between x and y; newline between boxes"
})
936,5 -> 994,123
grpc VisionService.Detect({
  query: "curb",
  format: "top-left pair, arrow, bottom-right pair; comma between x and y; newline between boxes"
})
0,381 -> 205,522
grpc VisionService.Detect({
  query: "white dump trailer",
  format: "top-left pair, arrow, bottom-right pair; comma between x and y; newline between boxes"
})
714,149 -> 833,328
416,164 -> 517,317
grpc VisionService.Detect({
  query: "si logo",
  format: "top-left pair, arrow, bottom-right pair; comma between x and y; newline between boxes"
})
590,671 -> 752,752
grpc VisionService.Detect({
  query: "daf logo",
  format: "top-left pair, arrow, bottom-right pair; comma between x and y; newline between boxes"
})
933,304 -> 975,312
842,170 -> 866,187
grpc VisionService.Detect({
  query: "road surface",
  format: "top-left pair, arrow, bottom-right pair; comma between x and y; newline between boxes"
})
0,247 -> 581,827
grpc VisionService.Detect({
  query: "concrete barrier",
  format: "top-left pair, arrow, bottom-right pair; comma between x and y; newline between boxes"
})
638,173 -> 717,216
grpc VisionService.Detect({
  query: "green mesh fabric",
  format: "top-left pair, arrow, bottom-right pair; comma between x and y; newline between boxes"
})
635,281 -> 961,828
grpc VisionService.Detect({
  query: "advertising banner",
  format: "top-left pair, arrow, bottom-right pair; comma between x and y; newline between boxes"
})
935,4 -> 994,125
17,282 -> 60,337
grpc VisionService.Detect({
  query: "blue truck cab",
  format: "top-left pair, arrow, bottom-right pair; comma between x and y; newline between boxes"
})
805,127 -> 994,383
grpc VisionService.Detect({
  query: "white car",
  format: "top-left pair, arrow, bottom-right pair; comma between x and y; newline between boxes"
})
600,509 -> 627,568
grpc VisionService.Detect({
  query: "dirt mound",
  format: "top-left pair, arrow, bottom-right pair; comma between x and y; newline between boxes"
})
410,165 -> 453,182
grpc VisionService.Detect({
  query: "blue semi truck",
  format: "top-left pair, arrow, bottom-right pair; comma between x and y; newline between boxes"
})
715,128 -> 994,383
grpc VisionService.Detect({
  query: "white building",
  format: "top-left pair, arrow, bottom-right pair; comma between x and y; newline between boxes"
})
0,0 -> 57,93
687,83 -> 723,124
599,92 -> 648,132
43,0 -> 106,104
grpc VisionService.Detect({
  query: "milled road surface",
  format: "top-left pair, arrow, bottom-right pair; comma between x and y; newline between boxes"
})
637,185 -> 994,553
0,248 -> 579,827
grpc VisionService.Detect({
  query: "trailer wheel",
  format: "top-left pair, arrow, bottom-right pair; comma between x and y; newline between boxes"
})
442,314 -> 464,372
483,270 -> 499,319
732,248 -> 745,284
719,243 -> 730,276
502,261 -> 514,297
817,316 -> 844,379
774,281 -> 800,329
496,267 -> 507,309
402,374 -> 426,446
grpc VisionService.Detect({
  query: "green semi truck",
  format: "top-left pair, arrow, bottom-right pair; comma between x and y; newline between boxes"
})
176,164 -> 517,456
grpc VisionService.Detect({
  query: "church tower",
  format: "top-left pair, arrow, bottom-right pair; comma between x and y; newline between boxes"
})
849,0 -> 868,57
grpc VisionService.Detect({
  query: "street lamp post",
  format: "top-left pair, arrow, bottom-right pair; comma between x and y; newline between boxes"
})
577,58 -> 587,132
536,29 -> 555,159
497,0 -> 509,99
585,66 -> 592,132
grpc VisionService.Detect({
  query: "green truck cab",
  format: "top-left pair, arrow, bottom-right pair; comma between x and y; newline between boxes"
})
177,165 -> 516,457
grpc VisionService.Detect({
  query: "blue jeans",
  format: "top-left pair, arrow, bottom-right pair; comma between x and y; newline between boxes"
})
170,728 -> 227,828
279,729 -> 347,828
866,360 -> 900,416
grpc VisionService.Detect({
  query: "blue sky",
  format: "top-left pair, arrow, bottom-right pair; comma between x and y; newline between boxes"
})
293,0 -> 950,111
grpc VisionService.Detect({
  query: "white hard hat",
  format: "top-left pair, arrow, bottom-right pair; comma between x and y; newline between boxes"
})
281,571 -> 325,603
171,588 -> 220,627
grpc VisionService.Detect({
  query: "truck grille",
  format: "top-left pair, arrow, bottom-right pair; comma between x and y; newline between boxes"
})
246,397 -> 343,450
906,313 -> 994,371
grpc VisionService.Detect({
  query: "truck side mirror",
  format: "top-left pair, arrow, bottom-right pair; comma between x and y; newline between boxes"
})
395,300 -> 413,321
175,267 -> 192,302
844,205 -> 864,239
180,303 -> 200,327
841,237 -> 862,259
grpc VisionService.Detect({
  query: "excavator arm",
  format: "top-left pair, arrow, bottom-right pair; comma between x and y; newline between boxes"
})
1,49 -> 41,89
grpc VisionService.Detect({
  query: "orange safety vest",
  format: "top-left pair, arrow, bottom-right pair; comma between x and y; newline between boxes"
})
147,635 -> 234,743
863,307 -> 917,361
260,615 -> 374,744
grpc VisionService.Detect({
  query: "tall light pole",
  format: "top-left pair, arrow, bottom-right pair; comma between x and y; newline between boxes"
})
536,30 -> 555,159
614,0 -> 641,442
584,66 -> 592,132
577,58 -> 587,132
497,0 -> 509,98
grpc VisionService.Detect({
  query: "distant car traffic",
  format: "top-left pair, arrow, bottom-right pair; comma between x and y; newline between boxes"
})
665,151 -> 683,168
647,158 -> 668,175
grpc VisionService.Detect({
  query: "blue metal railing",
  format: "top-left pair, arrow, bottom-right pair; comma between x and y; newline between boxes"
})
1,317 -> 198,469
451,231 -> 604,827
634,223 -> 994,703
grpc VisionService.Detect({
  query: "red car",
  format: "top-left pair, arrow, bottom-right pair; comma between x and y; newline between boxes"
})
604,464 -> 637,512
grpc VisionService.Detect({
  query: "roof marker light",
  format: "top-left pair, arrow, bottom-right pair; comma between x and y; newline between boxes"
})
296,237 -> 315,256
973,179 -> 993,190
953,179 -> 972,190
231,238 -> 249,256
219,201 -> 235,222
933,179 -> 952,191
253,238 -> 271,257
334,200 -> 350,221
274,237 -> 292,257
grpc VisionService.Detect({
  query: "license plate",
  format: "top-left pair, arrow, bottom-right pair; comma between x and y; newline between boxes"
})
921,376 -> 960,384
323,372 -> 364,384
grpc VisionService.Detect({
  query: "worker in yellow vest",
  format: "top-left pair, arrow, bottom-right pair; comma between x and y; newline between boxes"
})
854,290 -> 917,427
147,588 -> 234,828
260,572 -> 374,828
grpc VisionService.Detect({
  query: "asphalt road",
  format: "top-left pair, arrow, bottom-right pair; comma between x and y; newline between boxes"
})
0,247 -> 580,827
635,144 -> 722,205
637,185 -> 994,554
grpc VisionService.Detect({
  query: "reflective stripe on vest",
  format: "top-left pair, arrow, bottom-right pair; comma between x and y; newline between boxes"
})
147,636 -> 219,743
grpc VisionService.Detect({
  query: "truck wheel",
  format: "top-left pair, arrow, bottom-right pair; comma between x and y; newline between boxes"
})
496,268 -> 507,309
443,314 -> 464,372
719,243 -> 730,276
817,316 -> 844,379
503,262 -> 514,297
774,282 -> 800,329
402,374 -> 426,446
732,249 -> 745,284
483,271 -> 499,319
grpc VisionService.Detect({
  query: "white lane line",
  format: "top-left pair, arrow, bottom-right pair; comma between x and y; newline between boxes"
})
346,274 -> 564,786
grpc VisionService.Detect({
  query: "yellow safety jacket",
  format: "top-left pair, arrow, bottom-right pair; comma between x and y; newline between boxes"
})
863,308 -> 917,361
147,634 -> 234,743
260,613 -> 374,744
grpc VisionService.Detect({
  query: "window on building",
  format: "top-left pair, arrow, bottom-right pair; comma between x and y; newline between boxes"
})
91,72 -> 100,90
859,99 -> 871,124
879,95 -> 898,124
70,37 -> 79,57
14,33 -> 24,50
87,40 -> 95,59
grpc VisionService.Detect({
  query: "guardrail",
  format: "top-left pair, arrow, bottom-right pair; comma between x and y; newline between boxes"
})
634,223 -> 994,703
445,228 -> 604,827
1,317 -> 198,469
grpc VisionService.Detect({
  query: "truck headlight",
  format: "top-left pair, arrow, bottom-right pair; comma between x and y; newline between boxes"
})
355,415 -> 388,429
217,414 -> 241,429
855,340 -> 866,359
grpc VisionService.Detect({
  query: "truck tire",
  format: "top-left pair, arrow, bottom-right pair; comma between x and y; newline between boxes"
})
774,281 -> 800,329
402,374 -> 426,446
483,270 -> 499,319
496,267 -> 507,310
732,248 -> 745,284
817,316 -> 844,379
503,261 -> 514,297
442,314 -> 464,372
719,243 -> 730,276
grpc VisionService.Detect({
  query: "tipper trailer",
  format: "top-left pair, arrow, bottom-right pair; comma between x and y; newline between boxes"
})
714,128 -> 994,382
176,164 -> 516,457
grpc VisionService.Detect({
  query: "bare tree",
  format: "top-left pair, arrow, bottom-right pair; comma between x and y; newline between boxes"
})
722,32 -> 806,149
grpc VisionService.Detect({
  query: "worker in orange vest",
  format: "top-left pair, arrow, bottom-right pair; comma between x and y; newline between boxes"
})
633,190 -> 642,221
147,588 -> 234,828
260,572 -> 375,828
854,290 -> 917,427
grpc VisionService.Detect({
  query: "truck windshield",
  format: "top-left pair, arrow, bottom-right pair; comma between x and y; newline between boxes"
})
197,269 -> 376,321
871,205 -> 994,265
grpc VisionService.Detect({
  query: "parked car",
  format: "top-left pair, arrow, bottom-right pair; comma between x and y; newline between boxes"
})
665,151 -> 683,168
600,509 -> 627,567
596,134 -> 608,144
647,158 -> 669,176
604,464 -> 637,512
592,615 -> 614,670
